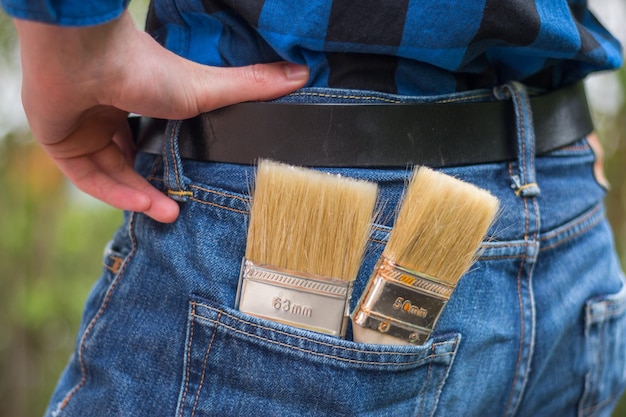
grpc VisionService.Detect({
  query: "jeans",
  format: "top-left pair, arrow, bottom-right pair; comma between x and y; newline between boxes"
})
46,83 -> 626,417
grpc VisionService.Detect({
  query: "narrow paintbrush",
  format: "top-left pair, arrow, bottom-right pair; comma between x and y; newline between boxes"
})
236,159 -> 378,337
352,166 -> 499,345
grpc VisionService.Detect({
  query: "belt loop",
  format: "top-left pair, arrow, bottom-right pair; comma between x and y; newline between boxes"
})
494,82 -> 541,198
162,120 -> 192,202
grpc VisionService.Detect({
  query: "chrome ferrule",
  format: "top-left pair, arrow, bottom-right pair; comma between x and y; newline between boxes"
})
236,259 -> 354,337
351,257 -> 455,345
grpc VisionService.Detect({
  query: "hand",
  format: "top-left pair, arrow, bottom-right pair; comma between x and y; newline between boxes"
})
14,12 -> 309,223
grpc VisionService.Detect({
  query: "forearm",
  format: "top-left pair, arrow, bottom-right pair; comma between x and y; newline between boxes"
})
15,12 -> 154,145
10,10 -> 308,223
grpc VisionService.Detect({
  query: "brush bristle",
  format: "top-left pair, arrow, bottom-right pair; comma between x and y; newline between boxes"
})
245,160 -> 378,281
384,167 -> 499,284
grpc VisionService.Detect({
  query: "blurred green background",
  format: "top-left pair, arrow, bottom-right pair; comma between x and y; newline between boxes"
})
0,1 -> 625,416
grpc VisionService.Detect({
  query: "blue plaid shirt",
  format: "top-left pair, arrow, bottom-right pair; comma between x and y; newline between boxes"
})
2,0 -> 622,95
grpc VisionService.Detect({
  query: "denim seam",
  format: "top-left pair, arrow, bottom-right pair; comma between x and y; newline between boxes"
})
147,178 -> 394,245
532,199 -> 540,241
580,305 -> 605,417
286,91 -> 492,104
582,393 -> 622,417
595,312 -> 604,414
503,84 -> 539,198
150,170 -> 589,256
539,203 -> 603,241
580,309 -> 593,417
581,294 -> 626,416
478,239 -> 541,258
523,191 -> 530,242
559,144 -> 591,152
169,123 -> 184,192
205,304 -> 449,356
508,162 -> 518,205
288,91 -> 403,104
523,199 -> 540,416
480,254 -> 530,261
538,203 -> 603,251
146,176 -> 252,208
482,241 -> 535,249
164,121 -> 192,199
434,93 -> 492,104
191,184 -> 251,204
191,312 -> 221,417
188,197 -> 250,215
541,213 -> 602,253
193,316 -> 453,367
149,171 -> 578,259
502,250 -> 528,417
416,343 -> 435,417
191,302 -> 458,361
502,195 -> 538,417
178,303 -> 197,417
430,337 -> 460,417
56,213 -> 138,412
147,156 -> 164,183
514,85 -> 535,191
510,91 -> 526,187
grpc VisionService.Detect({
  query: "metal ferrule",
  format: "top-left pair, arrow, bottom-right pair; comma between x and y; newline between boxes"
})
351,257 -> 455,345
235,259 -> 354,337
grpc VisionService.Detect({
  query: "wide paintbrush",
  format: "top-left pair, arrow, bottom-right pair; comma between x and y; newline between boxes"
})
352,167 -> 499,345
237,159 -> 378,337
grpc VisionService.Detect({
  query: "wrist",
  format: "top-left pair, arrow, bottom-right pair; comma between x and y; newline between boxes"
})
15,11 -> 137,90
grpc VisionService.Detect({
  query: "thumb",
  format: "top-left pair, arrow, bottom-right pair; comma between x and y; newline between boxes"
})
193,62 -> 310,112
110,29 -> 310,119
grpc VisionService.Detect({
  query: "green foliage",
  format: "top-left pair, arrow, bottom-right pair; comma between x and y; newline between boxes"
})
0,12 -> 17,63
0,137 -> 122,417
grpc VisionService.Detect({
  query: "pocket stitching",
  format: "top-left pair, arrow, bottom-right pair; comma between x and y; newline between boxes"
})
194,314 -> 439,367
193,300 -> 455,359
189,196 -> 249,215
580,277 -> 626,416
178,303 -> 196,417
538,202 -> 604,253
190,312 -> 221,417
416,345 -> 435,417
191,301 -> 458,367
180,300 -> 460,415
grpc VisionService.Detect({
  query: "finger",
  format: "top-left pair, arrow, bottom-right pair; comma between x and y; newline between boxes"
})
191,62 -> 310,112
54,144 -> 180,223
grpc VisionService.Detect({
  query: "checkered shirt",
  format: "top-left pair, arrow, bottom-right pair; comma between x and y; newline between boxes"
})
2,0 -> 623,95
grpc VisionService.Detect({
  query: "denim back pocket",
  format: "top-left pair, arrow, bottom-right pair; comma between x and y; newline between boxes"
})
580,273 -> 626,417
176,295 -> 460,417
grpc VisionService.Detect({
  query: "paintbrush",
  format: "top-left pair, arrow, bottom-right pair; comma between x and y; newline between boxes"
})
236,159 -> 378,337
351,166 -> 499,345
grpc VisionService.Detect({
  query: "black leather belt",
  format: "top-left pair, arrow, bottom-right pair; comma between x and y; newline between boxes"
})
135,82 -> 593,168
